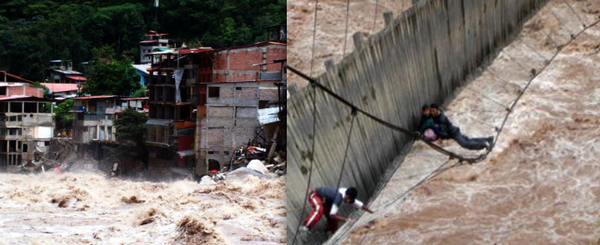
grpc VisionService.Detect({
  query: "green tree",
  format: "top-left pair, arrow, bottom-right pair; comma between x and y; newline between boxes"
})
108,108 -> 148,163
54,99 -> 74,129
132,85 -> 147,98
83,45 -> 141,96
0,0 -> 285,81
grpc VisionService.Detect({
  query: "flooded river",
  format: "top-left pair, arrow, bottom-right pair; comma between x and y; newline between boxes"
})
0,172 -> 286,245
342,0 -> 600,244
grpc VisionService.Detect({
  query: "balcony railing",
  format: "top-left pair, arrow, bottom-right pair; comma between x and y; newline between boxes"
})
174,128 -> 195,137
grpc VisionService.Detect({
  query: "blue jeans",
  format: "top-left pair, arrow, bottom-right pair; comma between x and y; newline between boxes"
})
452,132 -> 490,150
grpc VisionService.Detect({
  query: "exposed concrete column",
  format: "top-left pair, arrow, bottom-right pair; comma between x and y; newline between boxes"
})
383,11 -> 393,27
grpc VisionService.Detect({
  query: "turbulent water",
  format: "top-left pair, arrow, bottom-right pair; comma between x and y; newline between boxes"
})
0,171 -> 286,245
287,0 -> 413,88
341,0 -> 600,244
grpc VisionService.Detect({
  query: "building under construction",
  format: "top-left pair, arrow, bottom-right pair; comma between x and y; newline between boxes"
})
143,41 -> 286,175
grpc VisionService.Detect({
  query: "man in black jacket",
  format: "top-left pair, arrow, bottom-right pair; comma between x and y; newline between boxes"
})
429,103 -> 494,151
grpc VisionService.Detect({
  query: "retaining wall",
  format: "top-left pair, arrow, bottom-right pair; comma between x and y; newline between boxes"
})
287,0 -> 548,242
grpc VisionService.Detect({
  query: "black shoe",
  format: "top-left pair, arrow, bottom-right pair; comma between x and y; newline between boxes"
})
485,137 -> 494,150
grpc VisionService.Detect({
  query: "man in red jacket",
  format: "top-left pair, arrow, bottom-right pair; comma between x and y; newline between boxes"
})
300,186 -> 373,233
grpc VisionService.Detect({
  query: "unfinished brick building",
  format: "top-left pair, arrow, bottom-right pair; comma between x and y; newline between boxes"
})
194,41 -> 286,176
143,41 -> 286,174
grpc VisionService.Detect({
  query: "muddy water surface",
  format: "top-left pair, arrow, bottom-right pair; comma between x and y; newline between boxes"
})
0,172 -> 286,245
343,0 -> 600,244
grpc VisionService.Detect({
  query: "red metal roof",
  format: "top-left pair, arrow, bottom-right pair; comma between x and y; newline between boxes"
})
66,76 -> 87,81
0,95 -> 54,101
73,95 -> 117,100
41,83 -> 79,93
1,72 -> 34,84
121,97 -> 149,101
179,49 -> 212,55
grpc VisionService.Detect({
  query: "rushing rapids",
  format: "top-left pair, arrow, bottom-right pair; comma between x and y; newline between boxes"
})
0,171 -> 286,245
341,0 -> 600,243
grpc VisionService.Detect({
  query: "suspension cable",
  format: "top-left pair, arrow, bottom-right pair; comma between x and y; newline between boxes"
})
309,0 -> 320,76
561,0 -> 587,28
289,3 -> 600,244
334,110 -> 357,194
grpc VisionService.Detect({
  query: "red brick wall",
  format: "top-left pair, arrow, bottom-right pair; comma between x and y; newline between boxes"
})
266,48 -> 287,71
213,44 -> 286,83
7,85 -> 43,98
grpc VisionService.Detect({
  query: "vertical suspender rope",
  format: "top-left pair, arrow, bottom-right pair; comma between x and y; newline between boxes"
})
291,85 -> 319,245
334,109 -> 357,194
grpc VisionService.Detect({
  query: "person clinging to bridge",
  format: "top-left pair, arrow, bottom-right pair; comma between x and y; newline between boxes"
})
427,103 -> 494,151
418,104 -> 439,142
301,187 -> 373,233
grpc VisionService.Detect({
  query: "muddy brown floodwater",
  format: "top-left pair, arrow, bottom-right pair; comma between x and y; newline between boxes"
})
0,172 -> 286,245
287,0 -> 413,88
339,0 -> 600,244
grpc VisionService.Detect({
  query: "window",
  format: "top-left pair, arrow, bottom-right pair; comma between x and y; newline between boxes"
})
22,144 -> 27,153
0,87 -> 6,96
258,100 -> 270,109
224,151 -> 229,155
208,87 -> 220,98
236,87 -> 242,90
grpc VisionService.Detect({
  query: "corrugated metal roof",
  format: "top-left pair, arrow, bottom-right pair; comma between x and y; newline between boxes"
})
258,107 -> 281,125
121,97 -> 148,101
146,119 -> 172,126
41,83 -> 79,93
65,76 -> 86,81
0,96 -> 54,101
1,72 -> 34,84
132,64 -> 151,75
0,82 -> 28,87
73,95 -> 117,100
51,69 -> 83,75
179,48 -> 212,54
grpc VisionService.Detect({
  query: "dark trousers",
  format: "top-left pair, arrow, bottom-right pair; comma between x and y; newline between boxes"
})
452,132 -> 489,150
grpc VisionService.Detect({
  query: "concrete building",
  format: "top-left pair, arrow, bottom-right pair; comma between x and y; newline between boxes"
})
193,41 -> 287,176
41,83 -> 79,100
71,95 -> 120,145
139,30 -> 172,64
118,97 -> 148,115
48,60 -> 86,84
0,84 -> 53,172
197,81 -> 283,174
213,42 -> 287,83
142,40 -> 286,174
145,48 -> 198,169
